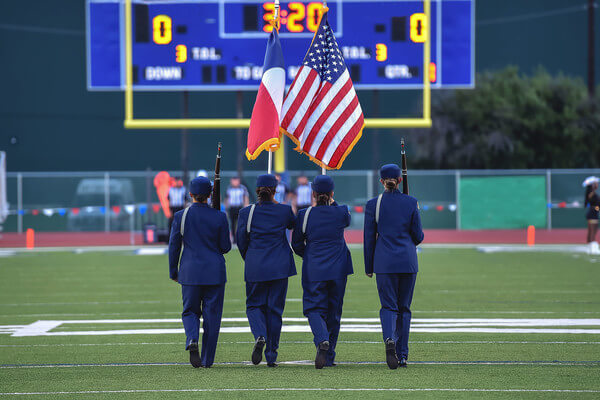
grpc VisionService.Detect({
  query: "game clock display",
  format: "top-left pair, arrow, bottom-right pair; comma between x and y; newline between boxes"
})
87,0 -> 474,90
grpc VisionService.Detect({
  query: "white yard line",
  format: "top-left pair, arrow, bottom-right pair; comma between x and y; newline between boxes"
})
13,327 -> 600,337
1,387 -> 599,395
5,318 -> 600,337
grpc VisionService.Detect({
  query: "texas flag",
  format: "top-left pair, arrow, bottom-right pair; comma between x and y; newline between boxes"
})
246,28 -> 285,160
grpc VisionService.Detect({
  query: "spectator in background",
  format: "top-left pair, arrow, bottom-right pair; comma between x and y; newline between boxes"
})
293,174 -> 312,213
584,176 -> 600,254
168,178 -> 187,233
226,176 -> 249,243
274,173 -> 291,204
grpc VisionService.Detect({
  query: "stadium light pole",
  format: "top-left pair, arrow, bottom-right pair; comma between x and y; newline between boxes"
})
588,0 -> 596,96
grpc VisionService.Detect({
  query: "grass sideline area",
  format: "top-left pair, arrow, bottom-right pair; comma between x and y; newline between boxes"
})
0,248 -> 599,398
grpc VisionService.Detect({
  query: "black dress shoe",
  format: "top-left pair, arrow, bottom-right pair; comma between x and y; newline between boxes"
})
188,342 -> 201,368
252,336 -> 266,365
385,339 -> 399,370
325,363 -> 337,367
315,341 -> 329,369
267,362 -> 278,368
399,357 -> 407,368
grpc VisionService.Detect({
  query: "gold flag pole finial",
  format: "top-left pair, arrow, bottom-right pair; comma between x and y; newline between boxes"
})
273,0 -> 280,31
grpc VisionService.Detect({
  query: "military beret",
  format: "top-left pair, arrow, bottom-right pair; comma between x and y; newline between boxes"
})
380,164 -> 401,179
189,176 -> 212,196
256,174 -> 277,188
312,175 -> 334,193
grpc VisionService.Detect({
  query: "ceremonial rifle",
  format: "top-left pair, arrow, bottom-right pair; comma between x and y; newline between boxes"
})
212,142 -> 222,210
401,138 -> 409,195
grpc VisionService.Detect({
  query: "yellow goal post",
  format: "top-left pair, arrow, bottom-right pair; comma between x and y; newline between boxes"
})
123,0 -> 432,130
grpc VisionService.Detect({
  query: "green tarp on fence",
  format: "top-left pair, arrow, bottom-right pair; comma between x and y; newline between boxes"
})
459,176 -> 547,230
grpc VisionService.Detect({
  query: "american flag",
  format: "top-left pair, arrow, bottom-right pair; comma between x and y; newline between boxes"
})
280,9 -> 364,170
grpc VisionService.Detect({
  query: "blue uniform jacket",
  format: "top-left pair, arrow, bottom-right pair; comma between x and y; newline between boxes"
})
363,190 -> 424,275
168,203 -> 231,285
291,203 -> 353,283
236,201 -> 297,283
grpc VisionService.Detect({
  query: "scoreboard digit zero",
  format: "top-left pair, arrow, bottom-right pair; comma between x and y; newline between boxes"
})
87,0 -> 474,91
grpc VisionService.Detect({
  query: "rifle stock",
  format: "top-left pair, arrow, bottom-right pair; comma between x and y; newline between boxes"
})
401,138 -> 409,195
212,142 -> 222,210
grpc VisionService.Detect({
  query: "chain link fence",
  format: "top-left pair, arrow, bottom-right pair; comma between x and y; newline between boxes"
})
1,169 -> 598,233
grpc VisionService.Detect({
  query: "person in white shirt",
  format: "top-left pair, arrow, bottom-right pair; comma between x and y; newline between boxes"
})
225,176 -> 249,243
293,175 -> 312,213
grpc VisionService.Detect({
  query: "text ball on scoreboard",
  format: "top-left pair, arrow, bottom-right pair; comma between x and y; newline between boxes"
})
87,0 -> 474,90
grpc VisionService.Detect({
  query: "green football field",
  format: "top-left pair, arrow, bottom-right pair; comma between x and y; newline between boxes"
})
0,247 -> 599,398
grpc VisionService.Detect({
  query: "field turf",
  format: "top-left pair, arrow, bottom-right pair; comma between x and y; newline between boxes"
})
0,248 -> 599,398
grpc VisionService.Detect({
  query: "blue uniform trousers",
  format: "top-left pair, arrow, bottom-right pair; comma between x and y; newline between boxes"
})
245,278 -> 288,364
302,277 -> 347,366
375,273 -> 417,359
181,284 -> 225,367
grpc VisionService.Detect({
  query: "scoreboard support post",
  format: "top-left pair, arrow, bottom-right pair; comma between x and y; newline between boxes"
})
122,0 -> 432,130
181,91 -> 190,184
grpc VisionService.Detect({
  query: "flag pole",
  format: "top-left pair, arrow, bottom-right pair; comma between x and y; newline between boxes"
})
274,0 -> 280,30
321,0 -> 327,175
267,0 -> 279,176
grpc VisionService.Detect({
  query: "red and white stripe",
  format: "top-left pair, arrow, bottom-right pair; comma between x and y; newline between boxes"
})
280,67 -> 364,169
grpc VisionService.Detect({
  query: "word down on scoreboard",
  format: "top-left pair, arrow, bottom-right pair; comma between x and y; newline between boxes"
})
87,0 -> 474,90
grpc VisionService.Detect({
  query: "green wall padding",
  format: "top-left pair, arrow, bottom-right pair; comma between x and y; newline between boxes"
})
459,176 -> 547,230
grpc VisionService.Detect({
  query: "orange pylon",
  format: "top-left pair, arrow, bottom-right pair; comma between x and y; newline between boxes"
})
527,225 -> 535,247
26,228 -> 35,249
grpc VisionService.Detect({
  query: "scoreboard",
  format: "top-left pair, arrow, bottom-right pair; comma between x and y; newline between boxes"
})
87,0 -> 474,91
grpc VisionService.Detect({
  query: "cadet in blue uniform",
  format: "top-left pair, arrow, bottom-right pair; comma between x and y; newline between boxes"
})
291,175 -> 353,369
364,164 -> 424,369
168,176 -> 231,368
236,174 -> 296,367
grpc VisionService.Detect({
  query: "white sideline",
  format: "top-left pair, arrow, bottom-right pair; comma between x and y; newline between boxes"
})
477,245 -> 591,253
0,243 -> 595,254
0,388 -> 599,395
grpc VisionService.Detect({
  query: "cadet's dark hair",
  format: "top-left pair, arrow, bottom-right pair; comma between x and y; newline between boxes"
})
191,193 -> 210,203
315,192 -> 332,206
383,178 -> 399,191
256,186 -> 276,203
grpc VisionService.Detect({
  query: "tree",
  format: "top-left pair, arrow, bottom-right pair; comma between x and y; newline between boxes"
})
412,67 -> 600,169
